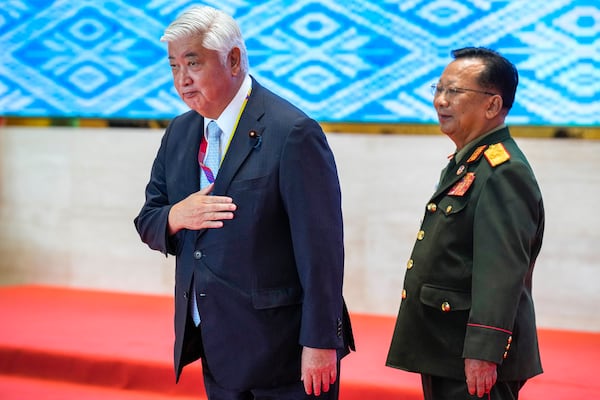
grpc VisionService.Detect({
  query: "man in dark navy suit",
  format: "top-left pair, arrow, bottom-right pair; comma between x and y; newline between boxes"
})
135,6 -> 353,400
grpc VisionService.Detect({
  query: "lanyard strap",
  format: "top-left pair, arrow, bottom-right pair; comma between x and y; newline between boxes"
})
198,135 -> 215,183
198,86 -> 252,183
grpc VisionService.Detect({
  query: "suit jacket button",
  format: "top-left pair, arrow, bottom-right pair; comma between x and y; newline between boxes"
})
402,289 -> 407,299
183,291 -> 189,299
193,250 -> 203,259
417,230 -> 425,240
406,259 -> 414,270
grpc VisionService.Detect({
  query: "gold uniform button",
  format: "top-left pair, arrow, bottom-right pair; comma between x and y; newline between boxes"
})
441,301 -> 451,312
407,259 -> 414,270
503,351 -> 508,359
417,230 -> 425,240
446,205 -> 453,213
426,203 -> 437,212
505,343 -> 511,351
507,336 -> 513,344
402,289 -> 407,299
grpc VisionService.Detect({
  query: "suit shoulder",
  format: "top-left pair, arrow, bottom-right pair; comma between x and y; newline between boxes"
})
255,81 -> 313,121
168,109 -> 199,128
162,110 -> 202,141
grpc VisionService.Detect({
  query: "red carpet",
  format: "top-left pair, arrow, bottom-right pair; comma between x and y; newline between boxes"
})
0,285 -> 598,399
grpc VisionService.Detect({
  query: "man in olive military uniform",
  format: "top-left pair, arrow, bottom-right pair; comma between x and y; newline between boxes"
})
386,47 -> 544,400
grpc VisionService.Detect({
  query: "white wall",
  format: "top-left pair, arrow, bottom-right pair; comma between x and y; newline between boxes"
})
1,126 -> 598,332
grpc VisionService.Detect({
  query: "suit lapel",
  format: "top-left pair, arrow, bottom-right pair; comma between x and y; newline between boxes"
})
212,81 -> 266,196
183,112 -> 204,192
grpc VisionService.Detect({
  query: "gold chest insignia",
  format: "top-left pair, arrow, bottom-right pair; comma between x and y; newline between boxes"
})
484,143 -> 511,167
448,172 -> 476,196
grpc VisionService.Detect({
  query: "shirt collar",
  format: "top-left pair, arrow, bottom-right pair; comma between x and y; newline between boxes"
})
203,74 -> 252,138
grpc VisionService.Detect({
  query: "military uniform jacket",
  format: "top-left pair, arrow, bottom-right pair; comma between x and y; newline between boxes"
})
386,127 -> 544,381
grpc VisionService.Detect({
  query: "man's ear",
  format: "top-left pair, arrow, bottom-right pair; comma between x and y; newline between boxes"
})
229,47 -> 241,74
486,95 -> 504,119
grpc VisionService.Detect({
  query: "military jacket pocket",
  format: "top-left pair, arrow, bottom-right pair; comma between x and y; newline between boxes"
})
420,284 -> 471,312
437,196 -> 469,217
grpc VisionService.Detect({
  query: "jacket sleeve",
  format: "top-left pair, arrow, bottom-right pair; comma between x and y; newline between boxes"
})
133,124 -> 181,256
279,117 -> 346,350
463,160 -> 543,363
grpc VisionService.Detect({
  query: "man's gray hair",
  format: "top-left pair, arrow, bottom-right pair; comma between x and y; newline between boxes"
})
161,5 -> 248,74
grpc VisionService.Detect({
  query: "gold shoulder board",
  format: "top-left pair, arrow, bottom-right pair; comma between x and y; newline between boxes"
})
484,143 -> 510,167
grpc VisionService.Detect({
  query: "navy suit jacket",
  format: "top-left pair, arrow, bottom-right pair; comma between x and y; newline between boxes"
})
135,78 -> 354,390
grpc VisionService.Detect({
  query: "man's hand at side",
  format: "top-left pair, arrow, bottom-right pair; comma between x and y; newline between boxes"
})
465,358 -> 497,398
301,347 -> 337,396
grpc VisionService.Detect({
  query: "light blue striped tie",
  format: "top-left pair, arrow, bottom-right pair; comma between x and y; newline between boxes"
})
200,120 -> 222,188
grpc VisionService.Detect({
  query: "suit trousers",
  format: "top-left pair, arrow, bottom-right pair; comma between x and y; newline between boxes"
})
201,357 -> 341,400
421,374 -> 526,400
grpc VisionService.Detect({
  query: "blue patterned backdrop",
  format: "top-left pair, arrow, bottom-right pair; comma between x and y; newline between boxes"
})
0,0 -> 598,125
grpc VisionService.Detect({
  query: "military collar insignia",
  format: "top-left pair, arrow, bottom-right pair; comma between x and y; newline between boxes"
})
467,144 -> 488,163
448,172 -> 476,196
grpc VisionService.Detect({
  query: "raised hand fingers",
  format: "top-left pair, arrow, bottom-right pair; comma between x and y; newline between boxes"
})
168,189 -> 236,233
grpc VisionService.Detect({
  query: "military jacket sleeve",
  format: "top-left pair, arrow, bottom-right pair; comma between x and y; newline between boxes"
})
463,156 -> 544,363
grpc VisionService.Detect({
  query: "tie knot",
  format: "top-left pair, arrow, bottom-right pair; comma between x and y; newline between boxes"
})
207,120 -> 221,141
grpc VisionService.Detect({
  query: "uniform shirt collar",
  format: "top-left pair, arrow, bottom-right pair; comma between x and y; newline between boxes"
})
455,123 -> 506,163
